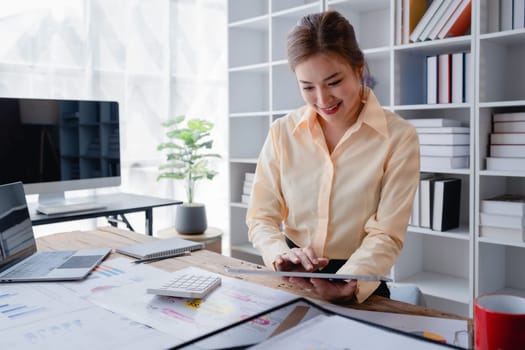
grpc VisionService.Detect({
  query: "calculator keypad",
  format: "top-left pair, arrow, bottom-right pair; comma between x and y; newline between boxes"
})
147,274 -> 221,299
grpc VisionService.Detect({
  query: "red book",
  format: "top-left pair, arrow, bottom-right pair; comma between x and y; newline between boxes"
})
438,0 -> 471,39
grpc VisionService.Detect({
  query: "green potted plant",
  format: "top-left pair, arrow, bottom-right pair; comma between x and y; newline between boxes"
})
157,115 -> 221,234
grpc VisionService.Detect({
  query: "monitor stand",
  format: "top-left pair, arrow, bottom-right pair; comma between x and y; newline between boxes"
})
36,192 -> 107,215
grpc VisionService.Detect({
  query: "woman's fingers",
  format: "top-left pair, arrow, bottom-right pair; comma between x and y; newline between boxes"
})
288,247 -> 325,271
285,277 -> 357,303
288,276 -> 314,289
283,250 -> 301,265
275,248 -> 329,272
309,278 -> 358,303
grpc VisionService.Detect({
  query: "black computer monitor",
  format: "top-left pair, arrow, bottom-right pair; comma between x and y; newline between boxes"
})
0,97 -> 121,204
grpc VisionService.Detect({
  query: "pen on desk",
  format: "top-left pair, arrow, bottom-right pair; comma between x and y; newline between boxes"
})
132,251 -> 191,264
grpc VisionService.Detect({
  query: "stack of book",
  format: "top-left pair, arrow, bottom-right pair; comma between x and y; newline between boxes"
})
426,51 -> 472,104
395,0 -> 426,45
486,112 -> 525,172
496,0 -> 525,31
408,0 -> 471,43
479,194 -> 525,242
408,118 -> 470,170
241,172 -> 255,204
409,173 -> 461,232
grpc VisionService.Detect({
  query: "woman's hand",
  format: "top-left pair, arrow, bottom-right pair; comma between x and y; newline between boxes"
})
288,277 -> 357,303
274,248 -> 357,303
274,247 -> 328,272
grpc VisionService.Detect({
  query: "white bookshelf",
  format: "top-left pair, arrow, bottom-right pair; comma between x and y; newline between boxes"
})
227,0 -> 323,265
227,0 -> 525,317
474,0 -> 525,311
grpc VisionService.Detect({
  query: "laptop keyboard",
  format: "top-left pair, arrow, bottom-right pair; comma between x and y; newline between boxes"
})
58,255 -> 104,269
3,251 -> 75,277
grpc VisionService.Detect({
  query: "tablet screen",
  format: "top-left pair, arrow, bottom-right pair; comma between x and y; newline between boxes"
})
225,267 -> 392,282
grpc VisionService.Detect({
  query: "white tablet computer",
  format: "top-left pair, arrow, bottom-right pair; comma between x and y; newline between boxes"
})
225,267 -> 392,282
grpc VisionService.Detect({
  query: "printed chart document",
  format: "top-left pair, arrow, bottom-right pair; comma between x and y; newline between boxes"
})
86,263 -> 298,345
0,283 -> 176,350
0,283 -> 92,329
58,256 -> 170,298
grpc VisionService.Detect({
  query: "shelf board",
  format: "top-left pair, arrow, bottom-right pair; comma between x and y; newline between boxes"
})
228,15 -> 268,30
272,109 -> 294,116
420,168 -> 471,175
230,111 -> 270,118
394,36 -> 471,55
480,29 -> 525,45
408,225 -> 470,240
270,59 -> 288,67
479,170 -> 525,178
493,287 -> 525,298
328,0 -> 390,12
478,237 -> 525,248
397,271 -> 470,303
230,158 -> 258,164
272,3 -> 320,19
230,202 -> 249,209
479,100 -> 525,108
229,63 -> 269,73
363,46 -> 391,59
394,103 -> 470,111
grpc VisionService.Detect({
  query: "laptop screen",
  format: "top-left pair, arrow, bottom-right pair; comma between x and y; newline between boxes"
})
0,182 -> 37,270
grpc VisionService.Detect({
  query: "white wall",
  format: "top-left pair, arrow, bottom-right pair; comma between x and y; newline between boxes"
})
0,0 -> 229,246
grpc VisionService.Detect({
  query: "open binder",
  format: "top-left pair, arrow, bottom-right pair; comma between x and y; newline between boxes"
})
170,297 -> 465,350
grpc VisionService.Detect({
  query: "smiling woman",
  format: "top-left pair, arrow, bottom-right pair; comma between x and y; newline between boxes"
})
294,53 -> 364,153
246,10 -> 420,305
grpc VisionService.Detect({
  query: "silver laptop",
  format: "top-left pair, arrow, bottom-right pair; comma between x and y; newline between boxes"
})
0,182 -> 111,282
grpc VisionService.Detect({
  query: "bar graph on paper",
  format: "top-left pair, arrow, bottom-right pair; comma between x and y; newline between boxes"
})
0,305 -> 177,350
90,265 -> 126,279
0,292 -> 47,320
22,319 -> 83,345
58,257 -> 171,298
86,265 -> 127,293
0,284 -> 94,330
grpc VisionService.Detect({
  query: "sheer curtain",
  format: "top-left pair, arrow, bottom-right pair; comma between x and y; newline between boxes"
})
0,0 -> 228,242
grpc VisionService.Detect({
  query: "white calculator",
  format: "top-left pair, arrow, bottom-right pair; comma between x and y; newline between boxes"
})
147,274 -> 221,299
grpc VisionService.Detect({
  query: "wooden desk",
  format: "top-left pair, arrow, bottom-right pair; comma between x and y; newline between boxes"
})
36,226 -> 469,320
30,193 -> 181,236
